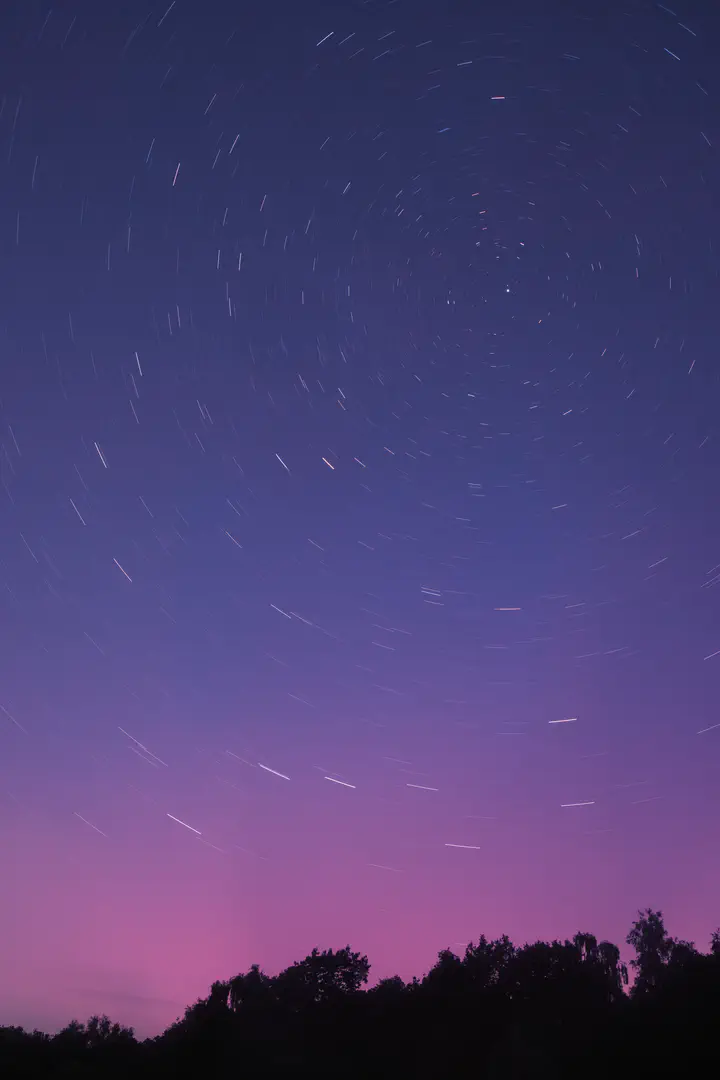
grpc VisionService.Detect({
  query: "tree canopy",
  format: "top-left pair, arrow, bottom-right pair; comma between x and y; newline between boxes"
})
2,909 -> 718,1078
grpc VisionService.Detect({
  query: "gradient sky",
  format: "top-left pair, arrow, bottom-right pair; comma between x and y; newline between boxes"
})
1,0 -> 719,1039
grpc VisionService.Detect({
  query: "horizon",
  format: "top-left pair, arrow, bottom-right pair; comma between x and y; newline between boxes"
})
7,908 -> 717,1040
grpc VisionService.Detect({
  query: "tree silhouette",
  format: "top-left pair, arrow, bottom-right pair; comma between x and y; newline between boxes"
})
626,907 -> 676,995
272,945 -> 370,1008
2,912 -> 720,1079
368,974 -> 407,1000
463,933 -> 515,992
85,1013 -> 136,1048
229,962 -> 274,1012
596,939 -> 629,1003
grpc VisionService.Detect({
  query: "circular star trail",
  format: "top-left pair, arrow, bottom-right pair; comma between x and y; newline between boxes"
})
0,0 -> 718,1037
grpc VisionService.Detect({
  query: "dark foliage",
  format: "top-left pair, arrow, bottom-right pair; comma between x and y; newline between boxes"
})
2,912 -> 718,1078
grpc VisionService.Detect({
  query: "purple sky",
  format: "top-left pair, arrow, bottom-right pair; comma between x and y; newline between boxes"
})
1,0 -> 719,1039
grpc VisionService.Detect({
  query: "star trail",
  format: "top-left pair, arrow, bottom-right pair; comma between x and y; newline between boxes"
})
1,0 -> 719,1039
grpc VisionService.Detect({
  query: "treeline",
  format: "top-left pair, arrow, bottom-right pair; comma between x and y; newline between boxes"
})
2,909 -> 719,1078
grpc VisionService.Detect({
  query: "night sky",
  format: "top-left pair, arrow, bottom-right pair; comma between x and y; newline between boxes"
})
1,0 -> 719,1039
